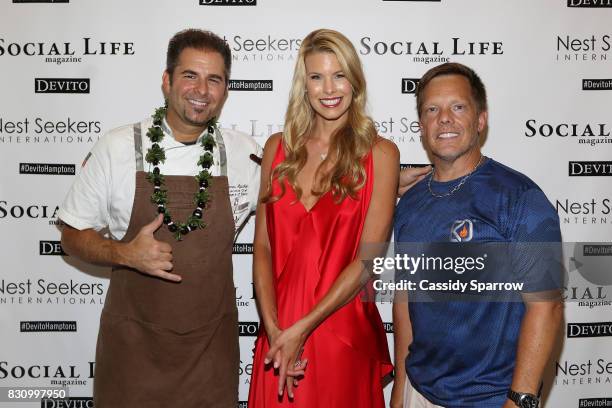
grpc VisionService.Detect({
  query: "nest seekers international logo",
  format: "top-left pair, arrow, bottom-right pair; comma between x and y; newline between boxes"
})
556,34 -> 610,62
0,278 -> 105,306
567,322 -> 612,338
19,163 -> 75,175
35,78 -> 89,94
554,357 -> 612,386
374,116 -> 421,144
568,0 -> 612,6
229,79 -> 273,91
556,198 -> 612,225
0,38 -> 134,65
583,78 -> 612,90
569,161 -> 612,176
0,361 -> 94,387
41,398 -> 93,408
524,119 -> 611,147
239,352 -> 254,385
0,117 -> 101,144
0,201 -> 60,225
222,34 -> 300,63
199,0 -> 256,4
401,78 -> 419,94
359,36 -> 503,65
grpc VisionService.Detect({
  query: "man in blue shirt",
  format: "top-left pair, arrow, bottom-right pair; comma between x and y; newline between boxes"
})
391,63 -> 563,408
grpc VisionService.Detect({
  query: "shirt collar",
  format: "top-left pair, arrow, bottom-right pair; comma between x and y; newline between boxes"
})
162,117 -> 207,145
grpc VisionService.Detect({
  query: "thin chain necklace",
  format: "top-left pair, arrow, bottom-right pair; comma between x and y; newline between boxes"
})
144,105 -> 218,240
427,155 -> 486,198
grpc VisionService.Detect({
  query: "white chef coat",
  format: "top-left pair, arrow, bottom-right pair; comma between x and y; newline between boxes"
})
59,117 -> 262,240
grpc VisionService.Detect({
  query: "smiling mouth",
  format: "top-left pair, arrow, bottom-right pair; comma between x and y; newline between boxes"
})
438,132 -> 460,139
188,99 -> 209,108
320,97 -> 342,108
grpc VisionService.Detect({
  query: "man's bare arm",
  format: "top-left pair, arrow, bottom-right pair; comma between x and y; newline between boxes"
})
502,297 -> 563,407
61,214 -> 180,282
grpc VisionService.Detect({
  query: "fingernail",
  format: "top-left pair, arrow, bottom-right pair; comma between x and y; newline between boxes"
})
264,358 -> 270,364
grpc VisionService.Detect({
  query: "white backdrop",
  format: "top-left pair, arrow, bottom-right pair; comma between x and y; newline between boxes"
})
1,0 -> 611,407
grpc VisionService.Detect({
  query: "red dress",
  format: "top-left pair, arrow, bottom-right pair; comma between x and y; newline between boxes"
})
248,143 -> 393,407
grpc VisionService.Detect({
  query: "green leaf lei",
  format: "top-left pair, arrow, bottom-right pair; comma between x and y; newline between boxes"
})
145,105 -> 217,240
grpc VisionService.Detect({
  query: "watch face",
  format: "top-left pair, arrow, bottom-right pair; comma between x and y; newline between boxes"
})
519,395 -> 539,408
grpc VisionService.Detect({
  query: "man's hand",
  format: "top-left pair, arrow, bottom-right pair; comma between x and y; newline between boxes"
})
398,165 -> 432,197
121,214 -> 179,282
61,215 -> 179,281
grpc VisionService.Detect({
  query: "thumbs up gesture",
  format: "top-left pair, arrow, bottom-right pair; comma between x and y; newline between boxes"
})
124,214 -> 179,282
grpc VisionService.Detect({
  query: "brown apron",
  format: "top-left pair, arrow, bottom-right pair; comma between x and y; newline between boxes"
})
93,123 -> 239,407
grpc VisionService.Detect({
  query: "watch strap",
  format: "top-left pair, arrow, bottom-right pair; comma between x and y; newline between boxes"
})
507,389 -> 539,408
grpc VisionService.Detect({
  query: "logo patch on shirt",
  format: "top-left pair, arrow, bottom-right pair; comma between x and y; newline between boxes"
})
451,219 -> 473,242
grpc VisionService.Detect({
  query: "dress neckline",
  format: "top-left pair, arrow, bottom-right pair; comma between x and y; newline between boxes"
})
295,189 -> 331,213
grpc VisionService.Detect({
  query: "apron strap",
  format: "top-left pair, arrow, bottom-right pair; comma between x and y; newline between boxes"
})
215,128 -> 228,177
133,122 -> 144,172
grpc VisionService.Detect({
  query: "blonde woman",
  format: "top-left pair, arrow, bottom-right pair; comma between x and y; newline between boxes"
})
248,29 -> 398,407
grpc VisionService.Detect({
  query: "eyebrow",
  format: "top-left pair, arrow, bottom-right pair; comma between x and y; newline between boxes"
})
179,70 -> 225,81
208,73 -> 224,81
307,70 -> 344,75
425,97 -> 469,105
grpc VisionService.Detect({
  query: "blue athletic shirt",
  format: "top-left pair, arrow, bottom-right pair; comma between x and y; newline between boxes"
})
394,158 -> 561,408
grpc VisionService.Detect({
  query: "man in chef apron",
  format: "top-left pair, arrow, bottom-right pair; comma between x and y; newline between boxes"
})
58,28 -> 261,407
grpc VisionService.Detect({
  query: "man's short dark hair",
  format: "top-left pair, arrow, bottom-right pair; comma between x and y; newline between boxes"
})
416,62 -> 487,118
166,29 -> 232,83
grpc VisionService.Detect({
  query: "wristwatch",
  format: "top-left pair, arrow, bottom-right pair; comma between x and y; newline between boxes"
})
507,389 -> 539,408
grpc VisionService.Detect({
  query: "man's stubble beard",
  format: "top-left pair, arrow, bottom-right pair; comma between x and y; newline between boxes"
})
428,132 -> 481,165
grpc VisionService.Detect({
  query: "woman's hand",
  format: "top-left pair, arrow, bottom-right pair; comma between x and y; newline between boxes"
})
264,322 -> 309,399
397,165 -> 431,197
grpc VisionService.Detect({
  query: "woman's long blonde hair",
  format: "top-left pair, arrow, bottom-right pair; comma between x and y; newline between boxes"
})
264,28 -> 377,203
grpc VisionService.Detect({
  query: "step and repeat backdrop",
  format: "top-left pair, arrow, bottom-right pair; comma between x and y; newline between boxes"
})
1,0 -> 611,407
